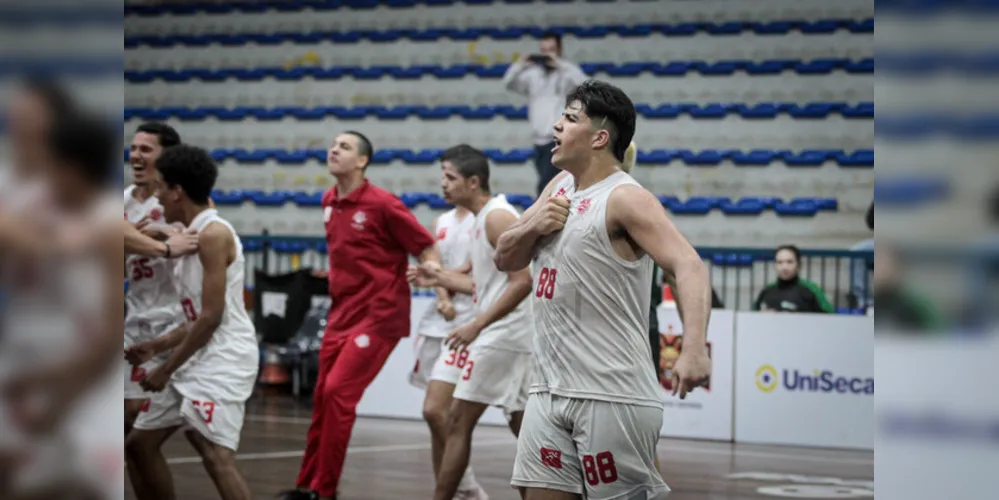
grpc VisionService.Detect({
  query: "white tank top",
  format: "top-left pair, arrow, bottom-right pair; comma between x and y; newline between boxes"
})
416,208 -> 476,338
468,195 -> 532,352
170,209 -> 259,402
123,185 -> 184,336
531,172 -> 662,408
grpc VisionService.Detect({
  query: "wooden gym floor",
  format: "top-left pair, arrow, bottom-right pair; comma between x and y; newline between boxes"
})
126,396 -> 874,499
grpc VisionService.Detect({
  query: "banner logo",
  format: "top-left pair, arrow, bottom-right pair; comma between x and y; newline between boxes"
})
756,365 -> 779,392
756,365 -> 874,395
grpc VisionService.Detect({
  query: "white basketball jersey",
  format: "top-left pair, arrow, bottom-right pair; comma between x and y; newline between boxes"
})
468,195 -> 532,352
531,172 -> 662,408
170,209 -> 259,402
123,185 -> 183,341
416,208 -> 476,338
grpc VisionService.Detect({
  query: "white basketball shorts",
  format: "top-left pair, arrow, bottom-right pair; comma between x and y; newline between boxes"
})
132,383 -> 247,452
124,320 -> 179,400
511,391 -> 670,499
451,345 -> 532,418
409,334 -> 473,389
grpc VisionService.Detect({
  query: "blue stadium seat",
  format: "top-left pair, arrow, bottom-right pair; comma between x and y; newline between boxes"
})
710,253 -> 755,267
504,194 -> 535,209
774,199 -> 819,216
124,58 -> 875,83
720,199 -> 765,215
293,191 -> 325,207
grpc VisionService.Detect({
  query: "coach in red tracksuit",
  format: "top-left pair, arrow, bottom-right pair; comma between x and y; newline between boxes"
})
281,131 -> 439,500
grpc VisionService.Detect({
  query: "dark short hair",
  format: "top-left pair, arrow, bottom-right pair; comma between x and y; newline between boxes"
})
775,244 -> 802,263
440,144 -> 491,193
157,144 -> 218,204
540,30 -> 562,50
135,121 -> 181,148
343,130 -> 373,168
48,111 -> 118,187
565,80 -> 636,162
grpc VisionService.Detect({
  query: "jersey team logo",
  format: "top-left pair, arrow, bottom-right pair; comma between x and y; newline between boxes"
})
554,186 -> 567,197
149,207 -> 162,220
437,227 -> 447,240
576,198 -> 591,214
351,211 -> 367,231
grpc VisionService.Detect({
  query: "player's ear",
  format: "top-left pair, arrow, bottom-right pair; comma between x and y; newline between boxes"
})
591,128 -> 611,151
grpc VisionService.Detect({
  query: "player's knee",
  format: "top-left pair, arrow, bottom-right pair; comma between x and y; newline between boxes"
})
422,403 -> 448,432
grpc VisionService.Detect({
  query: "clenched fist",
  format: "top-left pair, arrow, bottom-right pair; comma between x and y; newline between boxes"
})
532,195 -> 570,235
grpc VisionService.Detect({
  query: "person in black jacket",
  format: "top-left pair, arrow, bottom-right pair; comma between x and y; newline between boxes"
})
873,244 -> 943,332
754,245 -> 835,313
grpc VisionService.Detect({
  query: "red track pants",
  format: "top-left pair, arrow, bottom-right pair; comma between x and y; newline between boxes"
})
296,330 -> 399,497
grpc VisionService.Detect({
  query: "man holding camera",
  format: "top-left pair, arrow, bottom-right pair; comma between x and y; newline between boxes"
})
502,31 -> 588,196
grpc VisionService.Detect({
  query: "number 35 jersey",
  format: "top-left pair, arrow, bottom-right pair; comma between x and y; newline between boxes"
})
124,185 -> 183,343
531,171 -> 662,409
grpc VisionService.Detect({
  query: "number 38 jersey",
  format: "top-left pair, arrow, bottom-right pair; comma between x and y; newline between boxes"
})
124,185 -> 183,344
531,171 -> 662,408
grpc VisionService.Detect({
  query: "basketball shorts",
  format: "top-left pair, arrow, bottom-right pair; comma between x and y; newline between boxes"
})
124,320 -> 179,400
124,360 -> 164,400
452,345 -> 532,419
132,384 -> 247,452
409,335 -> 470,389
511,392 -> 670,499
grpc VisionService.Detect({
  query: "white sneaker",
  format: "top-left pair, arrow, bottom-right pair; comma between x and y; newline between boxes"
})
453,486 -> 489,500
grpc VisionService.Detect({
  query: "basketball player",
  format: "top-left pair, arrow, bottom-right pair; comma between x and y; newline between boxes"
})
494,80 -> 713,499
411,145 -> 534,500
123,122 -> 183,431
125,144 -> 257,500
1,111 -> 124,500
407,197 -> 486,498
122,122 -> 189,495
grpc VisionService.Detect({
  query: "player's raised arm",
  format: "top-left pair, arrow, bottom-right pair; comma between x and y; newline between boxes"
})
609,184 -> 712,398
155,224 -> 231,379
493,170 -> 570,271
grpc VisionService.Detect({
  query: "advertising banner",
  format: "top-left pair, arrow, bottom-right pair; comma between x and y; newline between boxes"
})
655,306 -> 734,441
734,312 -> 874,449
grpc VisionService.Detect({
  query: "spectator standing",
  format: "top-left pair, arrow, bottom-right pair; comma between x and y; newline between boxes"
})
502,31 -> 587,196
753,245 -> 834,313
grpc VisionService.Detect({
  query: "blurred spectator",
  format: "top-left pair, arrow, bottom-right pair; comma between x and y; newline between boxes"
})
872,244 -> 943,332
753,244 -> 834,313
502,31 -> 587,196
849,201 -> 875,308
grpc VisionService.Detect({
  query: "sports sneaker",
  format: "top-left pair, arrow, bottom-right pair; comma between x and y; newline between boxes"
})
454,486 -> 490,500
276,490 -> 319,500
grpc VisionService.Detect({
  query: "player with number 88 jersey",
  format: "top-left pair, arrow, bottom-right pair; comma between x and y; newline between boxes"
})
498,81 -> 713,500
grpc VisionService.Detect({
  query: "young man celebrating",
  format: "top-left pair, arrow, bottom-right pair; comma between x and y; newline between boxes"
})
412,144 -> 534,500
281,131 -> 442,500
125,144 -> 258,500
123,122 -> 185,432
494,80 -> 713,500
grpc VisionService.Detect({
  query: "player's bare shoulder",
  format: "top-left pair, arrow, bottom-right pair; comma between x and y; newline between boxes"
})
198,221 -> 236,264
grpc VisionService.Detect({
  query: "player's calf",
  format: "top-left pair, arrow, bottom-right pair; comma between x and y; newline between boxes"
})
184,429 -> 252,500
125,427 -> 179,500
